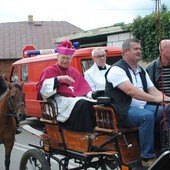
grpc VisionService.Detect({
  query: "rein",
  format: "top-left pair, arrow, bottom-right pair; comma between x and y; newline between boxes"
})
156,0 -> 167,130
8,99 -> 25,115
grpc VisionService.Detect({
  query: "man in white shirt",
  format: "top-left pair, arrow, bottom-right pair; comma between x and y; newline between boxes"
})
105,38 -> 170,168
84,47 -> 110,91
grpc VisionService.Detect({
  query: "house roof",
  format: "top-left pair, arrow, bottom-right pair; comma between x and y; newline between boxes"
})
54,25 -> 129,47
0,20 -> 83,59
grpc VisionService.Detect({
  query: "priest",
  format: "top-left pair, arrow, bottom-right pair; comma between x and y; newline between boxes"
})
84,47 -> 110,91
36,40 -> 96,132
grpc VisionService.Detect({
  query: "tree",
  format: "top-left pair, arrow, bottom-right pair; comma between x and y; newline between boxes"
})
129,6 -> 170,62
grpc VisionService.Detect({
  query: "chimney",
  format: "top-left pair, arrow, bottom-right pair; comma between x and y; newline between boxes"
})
28,15 -> 33,22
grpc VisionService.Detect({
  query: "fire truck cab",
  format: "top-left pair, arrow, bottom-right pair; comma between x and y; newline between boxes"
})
9,45 -> 122,118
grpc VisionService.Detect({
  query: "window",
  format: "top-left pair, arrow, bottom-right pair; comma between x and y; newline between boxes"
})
11,66 -> 18,83
106,56 -> 122,65
81,56 -> 122,74
81,59 -> 93,74
21,65 -> 28,82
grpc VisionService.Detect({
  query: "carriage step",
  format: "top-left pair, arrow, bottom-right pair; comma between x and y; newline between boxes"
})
95,127 -> 116,133
84,151 -> 117,156
21,124 -> 50,141
40,118 -> 57,124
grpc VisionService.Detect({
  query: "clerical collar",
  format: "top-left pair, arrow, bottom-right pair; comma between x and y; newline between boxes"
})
98,66 -> 106,70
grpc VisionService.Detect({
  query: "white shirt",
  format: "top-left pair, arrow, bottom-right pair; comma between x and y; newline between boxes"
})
84,63 -> 110,91
107,65 -> 154,108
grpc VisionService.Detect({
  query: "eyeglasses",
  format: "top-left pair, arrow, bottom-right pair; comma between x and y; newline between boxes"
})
95,54 -> 106,59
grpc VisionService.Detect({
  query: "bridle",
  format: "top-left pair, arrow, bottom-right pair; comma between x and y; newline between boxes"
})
8,96 -> 26,116
0,87 -> 25,117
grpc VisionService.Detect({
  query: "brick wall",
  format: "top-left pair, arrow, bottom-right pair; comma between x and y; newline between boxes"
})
107,32 -> 133,47
0,59 -> 17,79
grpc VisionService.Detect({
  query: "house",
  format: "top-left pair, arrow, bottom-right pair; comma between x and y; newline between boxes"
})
0,15 -> 83,76
53,25 -> 133,48
53,25 -> 151,67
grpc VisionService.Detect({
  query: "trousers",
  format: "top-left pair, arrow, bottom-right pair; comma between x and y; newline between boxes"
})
121,104 -> 170,159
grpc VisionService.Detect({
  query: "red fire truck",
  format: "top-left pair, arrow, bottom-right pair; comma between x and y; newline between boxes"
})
9,45 -> 122,118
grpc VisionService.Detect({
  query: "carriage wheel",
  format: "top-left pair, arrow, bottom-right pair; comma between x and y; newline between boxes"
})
100,155 -> 121,170
19,149 -> 50,170
100,163 -> 118,170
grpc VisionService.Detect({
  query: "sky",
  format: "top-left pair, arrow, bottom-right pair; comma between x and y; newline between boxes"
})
0,0 -> 169,31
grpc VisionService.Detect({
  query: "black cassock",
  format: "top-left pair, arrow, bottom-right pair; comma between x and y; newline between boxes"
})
60,99 -> 96,132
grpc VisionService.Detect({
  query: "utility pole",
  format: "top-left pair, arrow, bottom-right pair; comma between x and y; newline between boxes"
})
155,0 -> 161,13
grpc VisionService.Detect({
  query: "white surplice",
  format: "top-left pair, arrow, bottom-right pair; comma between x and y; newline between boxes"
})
84,63 -> 110,91
40,78 -> 95,122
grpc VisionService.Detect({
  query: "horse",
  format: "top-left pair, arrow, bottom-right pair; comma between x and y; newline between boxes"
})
0,81 -> 27,170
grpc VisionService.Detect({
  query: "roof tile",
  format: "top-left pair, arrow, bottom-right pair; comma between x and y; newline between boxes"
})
0,21 -> 83,59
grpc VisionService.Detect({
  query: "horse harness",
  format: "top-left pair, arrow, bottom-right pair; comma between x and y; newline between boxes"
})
0,86 -> 25,117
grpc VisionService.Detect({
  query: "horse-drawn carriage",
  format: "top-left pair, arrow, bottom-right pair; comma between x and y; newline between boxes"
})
1,81 -> 170,170
19,95 -> 170,170
18,95 -> 154,170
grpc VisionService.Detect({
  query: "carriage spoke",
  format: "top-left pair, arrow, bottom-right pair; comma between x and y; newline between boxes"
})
25,156 -> 43,170
20,149 -> 50,170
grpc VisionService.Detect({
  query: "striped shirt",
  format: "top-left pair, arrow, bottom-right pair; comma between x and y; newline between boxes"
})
157,66 -> 170,96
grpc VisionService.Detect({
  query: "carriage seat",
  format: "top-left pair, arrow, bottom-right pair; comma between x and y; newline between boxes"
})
39,90 -> 105,124
39,98 -> 58,124
91,90 -> 105,99
39,91 -> 105,125
94,96 -> 138,134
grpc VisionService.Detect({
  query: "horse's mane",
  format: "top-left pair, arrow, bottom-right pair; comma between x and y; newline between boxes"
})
14,84 -> 23,90
0,89 -> 9,101
0,82 -> 23,102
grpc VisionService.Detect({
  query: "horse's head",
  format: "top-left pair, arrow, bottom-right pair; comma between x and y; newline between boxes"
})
7,82 -> 27,122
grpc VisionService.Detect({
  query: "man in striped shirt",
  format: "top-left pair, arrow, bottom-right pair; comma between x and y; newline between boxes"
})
146,39 -> 170,96
146,39 -> 170,157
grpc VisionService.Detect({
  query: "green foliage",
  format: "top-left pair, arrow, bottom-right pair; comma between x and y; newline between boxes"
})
113,22 -> 125,27
161,4 -> 168,12
129,11 -> 170,62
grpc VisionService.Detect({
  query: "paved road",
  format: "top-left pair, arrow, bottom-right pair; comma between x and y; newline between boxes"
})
0,118 -> 60,170
0,118 -> 102,170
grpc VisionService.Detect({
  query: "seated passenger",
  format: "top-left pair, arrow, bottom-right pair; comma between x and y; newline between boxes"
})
146,40 -> 170,149
146,39 -> 170,96
105,38 -> 170,168
36,40 -> 96,132
84,47 -> 110,91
